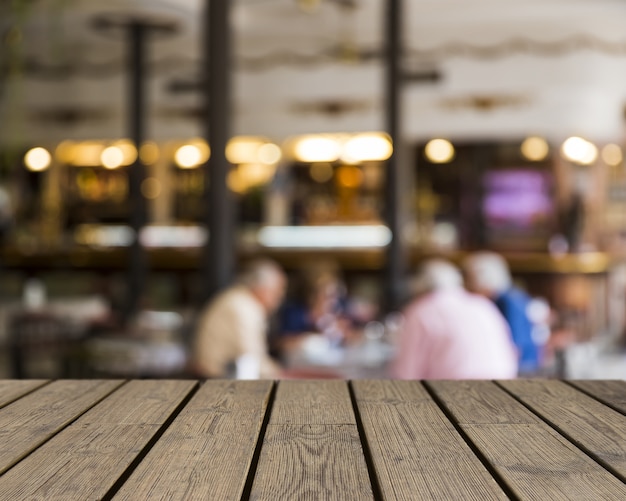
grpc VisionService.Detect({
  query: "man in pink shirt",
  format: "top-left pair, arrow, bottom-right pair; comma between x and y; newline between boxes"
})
391,259 -> 518,380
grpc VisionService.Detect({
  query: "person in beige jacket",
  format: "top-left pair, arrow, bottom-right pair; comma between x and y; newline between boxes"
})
192,259 -> 286,379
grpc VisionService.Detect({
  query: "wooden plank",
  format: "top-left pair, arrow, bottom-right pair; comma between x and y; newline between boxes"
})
0,379 -> 123,475
112,380 -> 273,501
269,379 -> 357,424
0,380 -> 196,501
352,380 -> 508,500
0,380 -> 48,409
428,380 -> 626,500
568,380 -> 626,415
499,379 -> 626,479
250,380 -> 374,500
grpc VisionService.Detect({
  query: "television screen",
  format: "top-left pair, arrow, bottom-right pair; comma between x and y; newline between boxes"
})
482,169 -> 554,249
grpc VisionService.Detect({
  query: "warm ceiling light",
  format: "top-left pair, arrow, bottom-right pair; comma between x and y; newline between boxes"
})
258,143 -> 282,165
310,162 -> 334,183
175,144 -> 203,169
238,163 -> 276,187
113,139 -> 137,165
101,146 -> 124,169
72,142 -> 104,166
293,136 -> 341,163
226,137 -> 262,164
55,140 -> 76,164
579,143 -> 598,165
521,136 -> 549,161
562,136 -> 598,165
424,139 -> 455,163
601,143 -> 623,167
341,133 -> 393,163
24,147 -> 51,172
191,138 -> 211,163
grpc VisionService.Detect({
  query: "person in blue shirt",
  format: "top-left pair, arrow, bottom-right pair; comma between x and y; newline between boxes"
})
463,252 -> 542,375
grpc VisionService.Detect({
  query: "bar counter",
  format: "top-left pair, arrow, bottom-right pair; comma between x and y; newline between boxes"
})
0,379 -> 624,500
0,245 -> 617,273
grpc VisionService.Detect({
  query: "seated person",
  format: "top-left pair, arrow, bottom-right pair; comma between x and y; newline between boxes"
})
278,263 -> 353,349
463,252 -> 542,375
191,259 -> 286,379
391,259 -> 518,380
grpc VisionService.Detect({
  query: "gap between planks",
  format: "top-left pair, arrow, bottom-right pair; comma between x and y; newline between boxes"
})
422,380 -> 521,501
347,380 -> 384,501
100,381 -> 201,501
239,380 -> 278,501
494,380 -> 626,484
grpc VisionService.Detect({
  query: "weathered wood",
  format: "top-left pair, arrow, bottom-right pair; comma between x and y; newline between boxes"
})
428,380 -> 626,500
0,380 -> 195,501
268,379 -> 357,424
0,379 -> 123,475
352,380 -> 508,500
250,380 -> 374,500
499,379 -> 626,479
0,379 -> 48,409
568,380 -> 626,415
1,379 -> 625,499
112,380 -> 273,501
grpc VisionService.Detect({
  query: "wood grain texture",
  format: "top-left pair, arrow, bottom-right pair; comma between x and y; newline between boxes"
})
499,379 -> 626,479
268,379 -> 357,424
0,379 -> 48,408
568,380 -> 626,415
0,379 -> 123,475
352,380 -> 508,500
426,380 -> 537,425
112,380 -> 273,501
0,380 -> 195,501
428,380 -> 626,500
250,380 -> 374,500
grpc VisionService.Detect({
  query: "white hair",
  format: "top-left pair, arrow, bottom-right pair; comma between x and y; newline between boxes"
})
412,259 -> 463,295
238,259 -> 285,289
463,252 -> 512,294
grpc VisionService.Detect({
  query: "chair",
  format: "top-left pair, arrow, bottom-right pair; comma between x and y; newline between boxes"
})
8,311 -> 84,378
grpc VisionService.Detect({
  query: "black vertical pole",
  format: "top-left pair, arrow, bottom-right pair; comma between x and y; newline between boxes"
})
202,0 -> 234,303
384,0 -> 405,312
126,21 -> 148,319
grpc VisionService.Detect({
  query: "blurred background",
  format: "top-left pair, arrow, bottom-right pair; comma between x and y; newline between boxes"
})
1,0 -> 626,379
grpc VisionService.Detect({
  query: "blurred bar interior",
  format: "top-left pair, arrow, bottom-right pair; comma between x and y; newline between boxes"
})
1,0 -> 626,379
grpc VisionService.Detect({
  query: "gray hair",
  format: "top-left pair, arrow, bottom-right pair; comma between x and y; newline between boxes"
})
412,259 -> 463,295
463,252 -> 512,294
238,259 -> 285,289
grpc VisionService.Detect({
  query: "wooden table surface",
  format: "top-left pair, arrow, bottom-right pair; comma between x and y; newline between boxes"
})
0,379 -> 624,500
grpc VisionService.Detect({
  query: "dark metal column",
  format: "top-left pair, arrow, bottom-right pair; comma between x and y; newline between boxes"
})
202,0 -> 235,302
384,0 -> 406,312
91,14 -> 177,320
126,21 -> 148,319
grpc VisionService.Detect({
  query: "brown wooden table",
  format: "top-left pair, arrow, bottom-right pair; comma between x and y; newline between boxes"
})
0,379 -> 624,500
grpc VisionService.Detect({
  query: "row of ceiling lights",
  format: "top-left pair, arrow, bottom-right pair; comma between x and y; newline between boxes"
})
22,132 -> 392,172
23,133 -> 624,172
423,136 -> 623,166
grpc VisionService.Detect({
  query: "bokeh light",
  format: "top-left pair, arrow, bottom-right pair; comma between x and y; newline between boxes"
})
424,139 -> 455,163
521,136 -> 549,161
24,147 -> 51,172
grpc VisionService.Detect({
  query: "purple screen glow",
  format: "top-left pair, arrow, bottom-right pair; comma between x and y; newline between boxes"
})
483,170 -> 553,228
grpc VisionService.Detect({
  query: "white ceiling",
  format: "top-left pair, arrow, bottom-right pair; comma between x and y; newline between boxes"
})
2,0 -> 626,146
